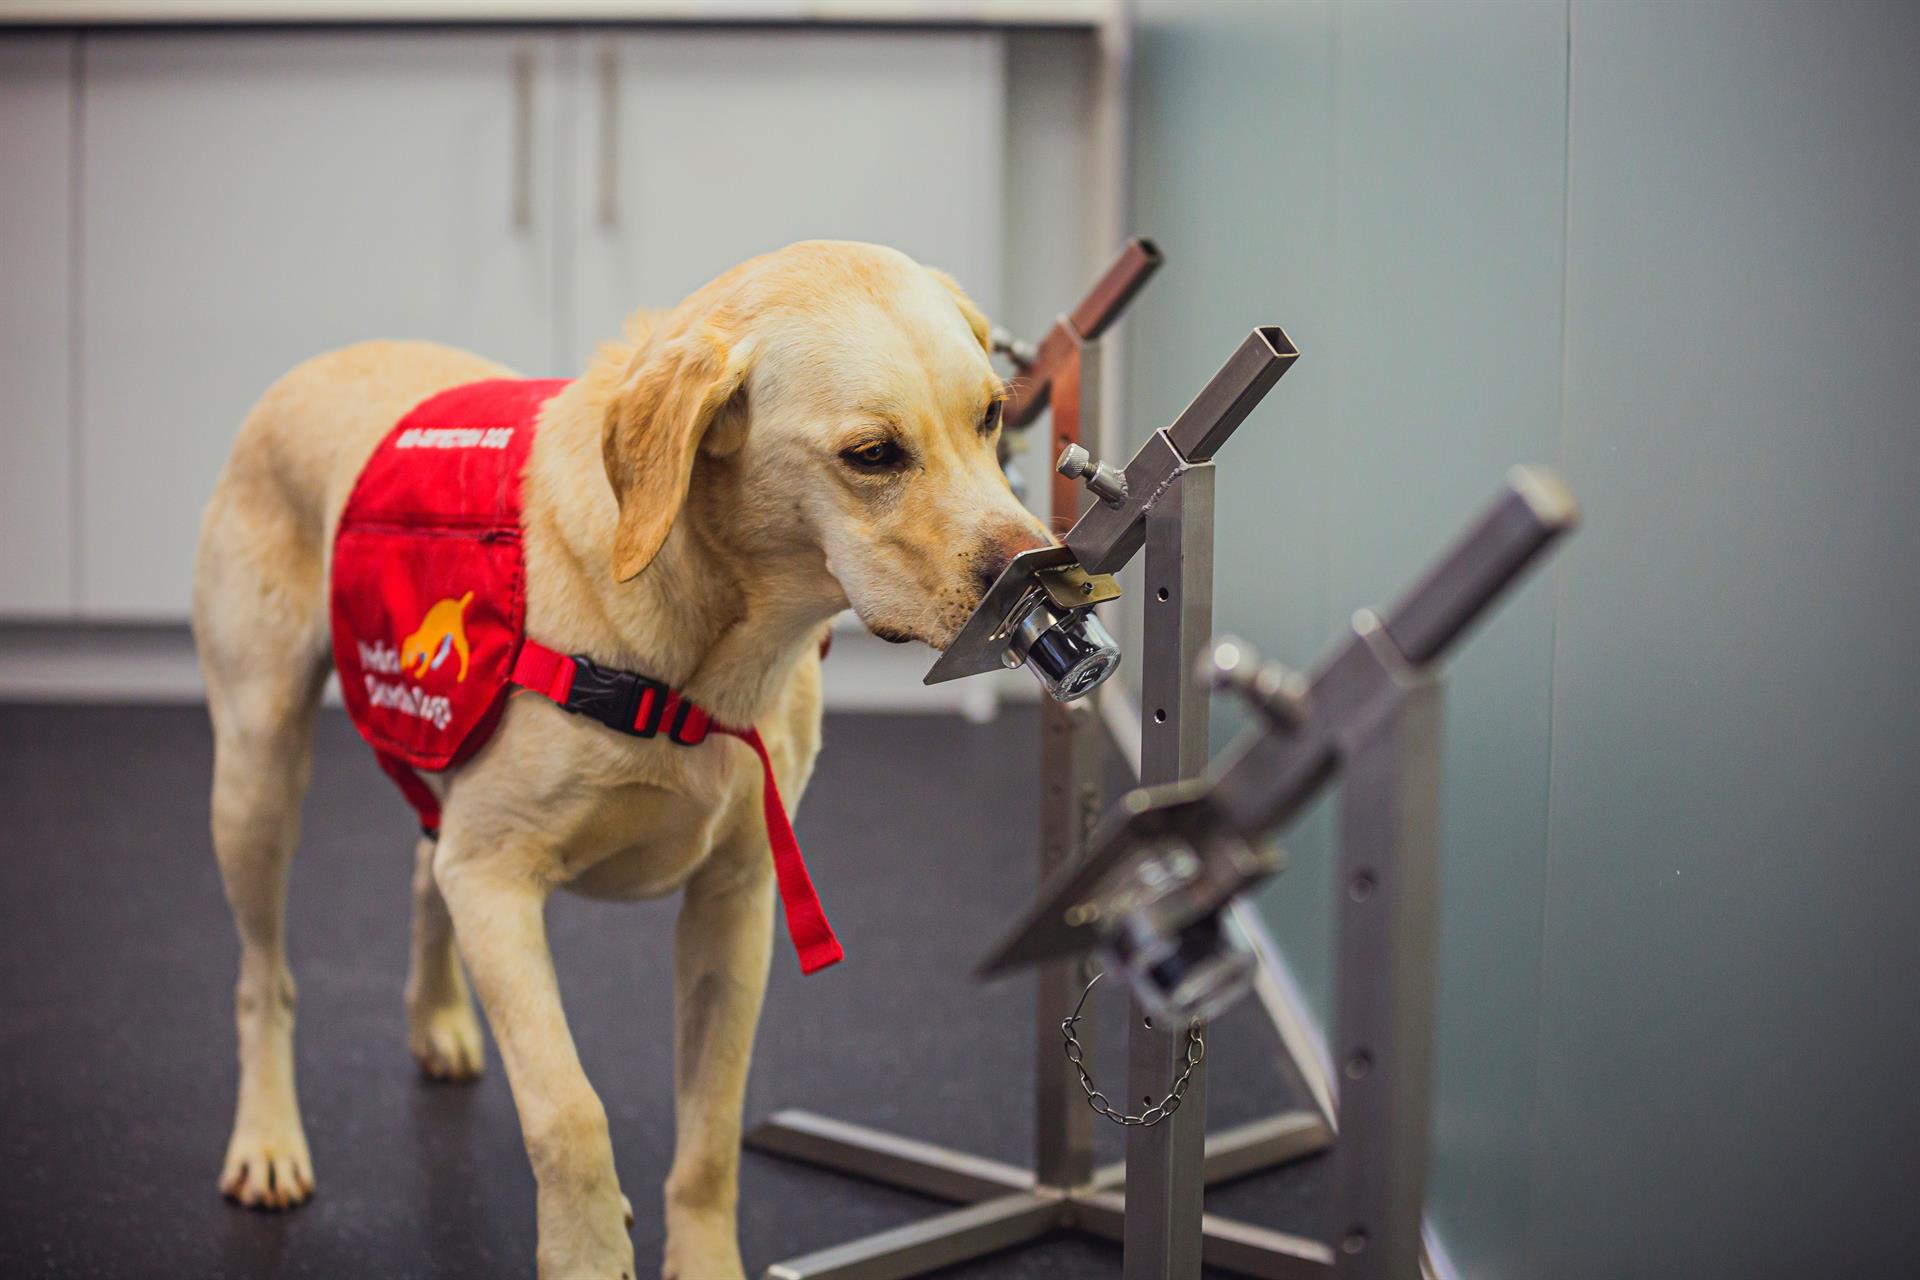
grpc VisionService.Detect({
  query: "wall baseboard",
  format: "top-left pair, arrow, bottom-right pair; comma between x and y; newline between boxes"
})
0,622 -> 206,702
0,622 -> 1034,717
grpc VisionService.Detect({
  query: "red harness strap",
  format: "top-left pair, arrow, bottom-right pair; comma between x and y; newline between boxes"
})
377,751 -> 444,835
508,638 -> 843,975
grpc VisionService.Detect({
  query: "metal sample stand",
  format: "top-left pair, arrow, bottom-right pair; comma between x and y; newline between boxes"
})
1056,327 -> 1319,1280
749,241 -> 1163,1280
981,470 -> 1580,1280
748,254 -> 1327,1279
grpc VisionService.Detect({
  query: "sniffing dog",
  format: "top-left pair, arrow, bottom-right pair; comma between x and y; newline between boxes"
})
192,241 -> 1049,1279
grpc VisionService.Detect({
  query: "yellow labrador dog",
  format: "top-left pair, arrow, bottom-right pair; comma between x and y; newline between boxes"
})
193,241 -> 1048,1279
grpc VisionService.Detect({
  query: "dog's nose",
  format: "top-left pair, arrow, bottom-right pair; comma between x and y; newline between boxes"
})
973,524 -> 1052,598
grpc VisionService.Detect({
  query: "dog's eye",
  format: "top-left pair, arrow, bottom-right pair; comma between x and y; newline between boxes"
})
841,440 -> 904,471
981,400 -> 1005,434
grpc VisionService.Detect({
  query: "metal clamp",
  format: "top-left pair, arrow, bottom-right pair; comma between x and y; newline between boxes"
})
923,546 -> 1123,702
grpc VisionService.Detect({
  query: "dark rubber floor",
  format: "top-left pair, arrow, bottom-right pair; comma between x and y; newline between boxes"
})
0,703 -> 1325,1279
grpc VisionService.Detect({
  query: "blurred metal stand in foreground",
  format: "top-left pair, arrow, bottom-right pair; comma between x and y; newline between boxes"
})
749,240 -> 1344,1280
982,467 -> 1580,1279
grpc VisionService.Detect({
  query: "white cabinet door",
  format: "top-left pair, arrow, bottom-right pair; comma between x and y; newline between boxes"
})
567,29 -> 1005,366
80,31 -> 564,618
0,36 -> 77,616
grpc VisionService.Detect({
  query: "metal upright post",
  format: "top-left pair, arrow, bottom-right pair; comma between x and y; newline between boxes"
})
1326,622 -> 1443,1280
1125,464 -> 1216,1280
1036,338 -> 1101,1192
1036,695 -> 1100,1189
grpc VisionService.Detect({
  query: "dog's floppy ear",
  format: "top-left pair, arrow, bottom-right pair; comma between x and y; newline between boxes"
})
601,324 -> 756,583
927,268 -> 992,352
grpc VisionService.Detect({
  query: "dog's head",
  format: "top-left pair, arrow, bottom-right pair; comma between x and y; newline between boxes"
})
601,241 -> 1050,650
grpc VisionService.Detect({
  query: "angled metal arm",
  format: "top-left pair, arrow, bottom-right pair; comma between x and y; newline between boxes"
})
975,466 -> 1578,1280
977,466 -> 1579,978
1213,468 -> 1578,836
1003,237 -> 1165,429
1063,326 -> 1298,575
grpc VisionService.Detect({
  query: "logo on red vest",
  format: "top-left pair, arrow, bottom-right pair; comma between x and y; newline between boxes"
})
401,592 -> 474,682
354,592 -> 474,732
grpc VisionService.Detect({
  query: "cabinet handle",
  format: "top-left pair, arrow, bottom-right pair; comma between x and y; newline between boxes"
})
511,44 -> 534,231
597,41 -> 618,228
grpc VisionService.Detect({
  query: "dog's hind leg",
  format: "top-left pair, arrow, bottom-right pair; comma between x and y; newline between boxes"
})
204,655 -> 327,1210
195,472 -> 330,1211
406,834 -> 485,1080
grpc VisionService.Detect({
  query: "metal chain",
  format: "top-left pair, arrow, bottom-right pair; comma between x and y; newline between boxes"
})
1060,972 -> 1205,1128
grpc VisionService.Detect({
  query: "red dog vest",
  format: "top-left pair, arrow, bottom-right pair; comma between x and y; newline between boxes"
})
330,378 -> 841,974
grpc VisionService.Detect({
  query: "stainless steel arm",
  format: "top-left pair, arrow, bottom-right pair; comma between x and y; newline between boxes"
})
1004,237 -> 1165,430
1061,327 -> 1298,575
976,465 -> 1579,979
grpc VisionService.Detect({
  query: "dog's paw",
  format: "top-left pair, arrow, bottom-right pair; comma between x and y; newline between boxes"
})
409,999 -> 486,1082
661,1254 -> 745,1280
535,1189 -> 636,1280
662,1216 -> 745,1280
219,1126 -> 314,1210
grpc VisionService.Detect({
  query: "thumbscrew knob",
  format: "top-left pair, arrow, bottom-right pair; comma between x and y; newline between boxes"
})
989,326 -> 1037,368
1055,444 -> 1130,507
1203,636 -> 1311,732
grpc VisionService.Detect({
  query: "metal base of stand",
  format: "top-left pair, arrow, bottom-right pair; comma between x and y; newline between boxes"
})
750,652 -> 1341,1280
748,1109 -> 1334,1280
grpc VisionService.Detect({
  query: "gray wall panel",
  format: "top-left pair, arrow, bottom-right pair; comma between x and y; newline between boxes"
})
1321,6 -> 1567,1276
1132,0 -> 1920,1272
1537,2 -> 1920,1275
1132,4 -> 1566,1274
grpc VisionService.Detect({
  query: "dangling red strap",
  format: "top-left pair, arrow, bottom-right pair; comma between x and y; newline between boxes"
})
377,750 -> 443,835
507,637 -> 842,974
712,724 -> 844,975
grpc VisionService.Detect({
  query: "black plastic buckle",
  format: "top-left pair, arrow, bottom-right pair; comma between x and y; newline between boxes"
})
565,655 -> 668,738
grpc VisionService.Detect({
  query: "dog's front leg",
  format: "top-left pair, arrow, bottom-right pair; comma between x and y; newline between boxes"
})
435,838 -> 635,1280
664,845 -> 776,1280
